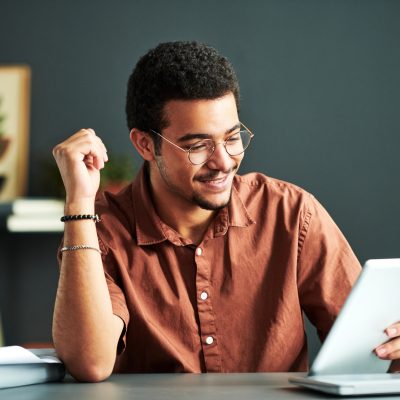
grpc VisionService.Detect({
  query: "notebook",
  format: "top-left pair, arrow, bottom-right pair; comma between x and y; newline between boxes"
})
289,258 -> 400,396
0,346 -> 65,389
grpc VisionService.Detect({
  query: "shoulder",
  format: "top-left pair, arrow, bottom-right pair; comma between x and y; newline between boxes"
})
96,183 -> 134,219
234,172 -> 314,208
95,183 -> 136,250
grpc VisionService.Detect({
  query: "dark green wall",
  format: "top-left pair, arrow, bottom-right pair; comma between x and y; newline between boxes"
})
1,0 -> 399,263
1,0 -> 399,352
2,0 -> 399,262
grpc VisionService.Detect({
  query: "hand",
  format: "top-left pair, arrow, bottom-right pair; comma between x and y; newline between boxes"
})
375,323 -> 400,360
53,129 -> 108,204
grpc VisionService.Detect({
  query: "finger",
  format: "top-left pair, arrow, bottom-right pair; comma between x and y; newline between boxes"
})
92,149 -> 105,170
97,137 -> 108,162
82,129 -> 108,163
66,128 -> 96,143
387,350 -> 400,360
62,129 -> 107,163
376,348 -> 400,361
53,129 -> 108,176
84,144 -> 105,170
375,337 -> 400,359
83,154 -> 94,168
385,323 -> 400,338
91,138 -> 108,169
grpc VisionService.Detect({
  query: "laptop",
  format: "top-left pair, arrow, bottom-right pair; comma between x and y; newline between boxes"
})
289,258 -> 400,396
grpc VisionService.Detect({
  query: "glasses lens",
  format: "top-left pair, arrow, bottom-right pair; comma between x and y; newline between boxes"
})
189,140 -> 214,165
225,129 -> 252,156
187,127 -> 253,164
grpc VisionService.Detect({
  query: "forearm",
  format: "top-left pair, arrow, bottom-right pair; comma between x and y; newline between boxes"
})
53,202 -> 122,382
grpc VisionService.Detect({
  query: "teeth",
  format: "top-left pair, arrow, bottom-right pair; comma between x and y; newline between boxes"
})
198,175 -> 228,184
205,178 -> 223,183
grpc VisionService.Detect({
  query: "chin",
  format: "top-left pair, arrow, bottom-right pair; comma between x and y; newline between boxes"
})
193,191 -> 232,211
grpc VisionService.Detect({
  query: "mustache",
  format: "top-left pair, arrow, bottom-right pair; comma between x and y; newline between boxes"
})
195,167 -> 237,181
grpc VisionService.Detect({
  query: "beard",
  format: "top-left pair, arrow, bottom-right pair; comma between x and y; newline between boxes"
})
191,187 -> 233,210
155,156 -> 237,211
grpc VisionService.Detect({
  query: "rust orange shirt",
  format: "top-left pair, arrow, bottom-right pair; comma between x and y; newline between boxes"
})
94,166 -> 361,373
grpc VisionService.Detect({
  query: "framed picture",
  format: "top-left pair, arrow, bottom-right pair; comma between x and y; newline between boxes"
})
0,65 -> 31,202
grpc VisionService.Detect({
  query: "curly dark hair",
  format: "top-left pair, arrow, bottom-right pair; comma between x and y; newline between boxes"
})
126,41 -> 240,154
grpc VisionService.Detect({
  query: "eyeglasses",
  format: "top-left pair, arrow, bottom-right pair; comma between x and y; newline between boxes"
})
150,122 -> 254,165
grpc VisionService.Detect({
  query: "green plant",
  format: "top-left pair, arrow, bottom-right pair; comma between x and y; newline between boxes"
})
100,152 -> 136,188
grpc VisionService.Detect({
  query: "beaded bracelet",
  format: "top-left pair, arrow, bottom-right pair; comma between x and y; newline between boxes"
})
60,214 -> 101,223
60,245 -> 102,254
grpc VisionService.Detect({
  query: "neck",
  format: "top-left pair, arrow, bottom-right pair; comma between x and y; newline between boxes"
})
147,167 -> 216,245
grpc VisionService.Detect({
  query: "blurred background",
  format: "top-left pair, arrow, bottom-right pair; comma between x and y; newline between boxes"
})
0,0 -> 399,361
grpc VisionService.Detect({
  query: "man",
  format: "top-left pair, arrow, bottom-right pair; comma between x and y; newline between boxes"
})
52,41 -> 400,382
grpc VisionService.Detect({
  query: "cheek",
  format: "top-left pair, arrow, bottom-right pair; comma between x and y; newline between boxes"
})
169,162 -> 199,184
189,167 -> 203,181
231,154 -> 244,168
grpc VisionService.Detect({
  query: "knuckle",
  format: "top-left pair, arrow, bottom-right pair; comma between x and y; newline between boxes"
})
54,144 -> 73,159
82,128 -> 95,136
83,132 -> 97,145
52,144 -> 64,157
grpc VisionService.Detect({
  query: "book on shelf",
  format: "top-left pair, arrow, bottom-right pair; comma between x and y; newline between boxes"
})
0,198 -> 65,216
0,346 -> 65,389
6,215 -> 64,232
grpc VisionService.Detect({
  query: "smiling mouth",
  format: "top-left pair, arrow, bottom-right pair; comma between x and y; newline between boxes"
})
196,174 -> 231,191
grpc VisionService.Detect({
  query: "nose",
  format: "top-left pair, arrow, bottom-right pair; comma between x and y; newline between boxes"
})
205,142 -> 235,171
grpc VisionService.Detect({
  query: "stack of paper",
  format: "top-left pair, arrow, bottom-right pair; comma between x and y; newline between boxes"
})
0,346 -> 65,389
5,198 -> 64,232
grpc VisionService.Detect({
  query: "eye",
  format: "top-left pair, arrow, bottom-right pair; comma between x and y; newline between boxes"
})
189,141 -> 210,152
226,132 -> 241,143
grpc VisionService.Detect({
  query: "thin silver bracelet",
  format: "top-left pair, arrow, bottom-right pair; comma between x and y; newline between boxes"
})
60,245 -> 102,255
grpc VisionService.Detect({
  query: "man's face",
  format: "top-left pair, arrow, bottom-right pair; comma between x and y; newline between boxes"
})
150,92 -> 243,211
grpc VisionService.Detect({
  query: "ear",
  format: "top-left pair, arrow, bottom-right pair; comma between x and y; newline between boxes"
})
130,128 -> 155,161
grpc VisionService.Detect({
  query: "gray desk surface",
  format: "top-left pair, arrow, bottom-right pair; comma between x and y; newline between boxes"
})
1,372 -> 400,400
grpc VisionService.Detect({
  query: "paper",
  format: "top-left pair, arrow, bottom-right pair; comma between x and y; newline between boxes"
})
0,346 -> 65,389
0,346 -> 61,364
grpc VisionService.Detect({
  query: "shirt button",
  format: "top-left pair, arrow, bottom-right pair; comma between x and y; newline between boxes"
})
205,336 -> 214,345
200,291 -> 208,300
195,247 -> 203,256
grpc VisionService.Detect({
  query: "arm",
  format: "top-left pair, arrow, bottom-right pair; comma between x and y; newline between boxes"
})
52,129 -> 124,382
297,195 -> 362,341
296,196 -> 400,368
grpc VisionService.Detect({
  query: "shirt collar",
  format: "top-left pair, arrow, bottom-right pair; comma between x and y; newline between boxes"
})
211,180 -> 256,238
132,165 -> 168,245
132,165 -> 255,245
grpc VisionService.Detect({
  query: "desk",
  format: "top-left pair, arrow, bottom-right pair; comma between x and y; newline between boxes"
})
1,373 -> 400,400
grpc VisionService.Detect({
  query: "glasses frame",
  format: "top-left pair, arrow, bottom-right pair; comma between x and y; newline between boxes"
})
150,122 -> 254,165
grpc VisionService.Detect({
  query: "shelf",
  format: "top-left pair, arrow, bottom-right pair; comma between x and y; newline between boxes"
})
0,198 -> 64,233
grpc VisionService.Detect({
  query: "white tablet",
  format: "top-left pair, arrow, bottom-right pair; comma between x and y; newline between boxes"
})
310,258 -> 400,376
290,258 -> 400,396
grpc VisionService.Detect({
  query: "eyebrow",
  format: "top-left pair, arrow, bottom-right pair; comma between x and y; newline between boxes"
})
176,122 -> 241,143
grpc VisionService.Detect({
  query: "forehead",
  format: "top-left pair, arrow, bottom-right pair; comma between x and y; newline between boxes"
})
162,93 -> 239,137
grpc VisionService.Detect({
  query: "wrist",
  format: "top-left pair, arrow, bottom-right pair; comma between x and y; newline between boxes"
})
64,198 -> 96,215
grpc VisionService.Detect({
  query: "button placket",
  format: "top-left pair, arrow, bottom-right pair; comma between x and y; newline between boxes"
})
200,291 -> 208,300
205,336 -> 214,345
194,242 -> 222,372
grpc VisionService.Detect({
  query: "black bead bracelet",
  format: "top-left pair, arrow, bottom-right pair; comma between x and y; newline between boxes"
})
60,214 -> 101,223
